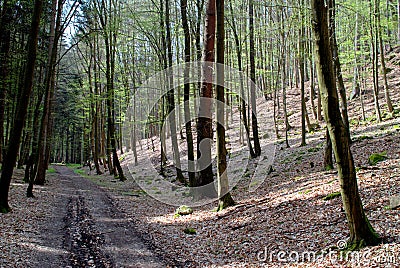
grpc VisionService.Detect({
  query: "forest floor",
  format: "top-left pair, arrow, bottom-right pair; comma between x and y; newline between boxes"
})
1,50 -> 400,267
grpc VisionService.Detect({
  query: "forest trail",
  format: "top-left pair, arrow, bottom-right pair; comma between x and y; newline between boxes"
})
32,166 -> 165,268
57,165 -> 165,267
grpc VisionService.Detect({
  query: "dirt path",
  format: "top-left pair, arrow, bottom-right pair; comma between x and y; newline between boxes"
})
44,166 -> 165,268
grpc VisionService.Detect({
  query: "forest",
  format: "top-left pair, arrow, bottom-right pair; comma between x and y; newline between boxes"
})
0,0 -> 399,267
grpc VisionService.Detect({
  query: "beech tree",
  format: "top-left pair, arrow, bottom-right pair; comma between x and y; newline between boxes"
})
311,0 -> 380,248
215,0 -> 235,210
196,0 -> 216,192
180,0 -> 195,186
95,0 -> 126,181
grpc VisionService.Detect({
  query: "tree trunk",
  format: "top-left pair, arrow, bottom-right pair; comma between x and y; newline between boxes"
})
329,0 -> 350,132
377,1 -> 394,113
0,0 -> 44,213
0,0 -> 13,164
97,0 -> 125,181
299,1 -> 307,146
35,0 -> 63,185
181,0 -> 195,186
249,0 -> 261,156
324,129 -> 333,170
165,0 -> 185,183
370,0 -> 382,122
196,0 -> 216,194
216,0 -> 234,211
311,0 -> 380,248
228,0 -> 255,158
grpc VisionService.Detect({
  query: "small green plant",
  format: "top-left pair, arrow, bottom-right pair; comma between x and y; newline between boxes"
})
357,135 -> 373,141
322,192 -> 341,201
175,205 -> 193,216
368,152 -> 387,165
349,118 -> 359,126
287,111 -> 295,117
327,179 -> 336,184
325,165 -> 334,171
74,169 -> 85,176
308,147 -> 319,153
183,228 -> 196,235
299,189 -> 312,195
66,163 -> 81,169
46,167 -> 56,173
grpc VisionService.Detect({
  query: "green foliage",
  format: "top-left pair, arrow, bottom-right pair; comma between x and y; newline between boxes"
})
307,147 -> 319,153
299,189 -> 312,195
0,207 -> 11,214
66,163 -> 81,169
287,111 -> 295,117
368,152 -> 387,165
322,192 -> 341,201
349,118 -> 359,126
175,205 -> 193,216
356,135 -> 373,142
183,228 -> 196,235
46,167 -> 56,174
325,164 -> 334,171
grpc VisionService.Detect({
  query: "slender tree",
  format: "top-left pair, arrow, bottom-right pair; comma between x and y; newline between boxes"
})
0,0 -> 13,164
196,0 -> 216,193
180,0 -> 195,186
228,1 -> 255,158
34,0 -> 64,186
377,0 -> 394,114
311,0 -> 380,248
216,0 -> 235,210
249,0 -> 262,156
96,0 -> 125,181
165,0 -> 186,183
0,0 -> 44,212
329,0 -> 350,132
299,0 -> 307,146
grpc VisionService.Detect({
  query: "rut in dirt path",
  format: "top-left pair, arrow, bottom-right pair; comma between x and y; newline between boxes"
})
55,166 -> 165,268
64,195 -> 113,267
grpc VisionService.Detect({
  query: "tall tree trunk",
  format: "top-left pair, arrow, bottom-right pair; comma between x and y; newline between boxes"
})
0,0 -> 44,213
165,0 -> 185,183
97,0 -> 125,181
0,0 -> 12,164
89,43 -> 102,175
216,0 -> 234,211
181,0 -> 195,186
196,0 -> 216,194
370,0 -> 382,122
299,1 -> 307,146
228,0 -> 255,158
377,1 -> 394,113
35,0 -> 63,186
329,0 -> 350,132
249,0 -> 261,156
311,0 -> 380,248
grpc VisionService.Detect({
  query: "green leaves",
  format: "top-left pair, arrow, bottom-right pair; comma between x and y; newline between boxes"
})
368,151 -> 387,165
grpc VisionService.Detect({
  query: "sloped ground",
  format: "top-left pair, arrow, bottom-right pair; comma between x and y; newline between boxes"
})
1,50 -> 400,267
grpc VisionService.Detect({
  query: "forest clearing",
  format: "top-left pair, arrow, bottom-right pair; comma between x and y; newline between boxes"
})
1,0 -> 400,267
